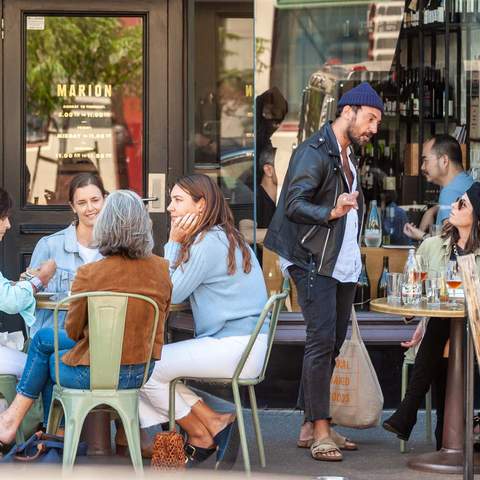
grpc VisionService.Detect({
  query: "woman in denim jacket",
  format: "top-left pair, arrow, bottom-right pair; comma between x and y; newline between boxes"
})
28,173 -> 107,336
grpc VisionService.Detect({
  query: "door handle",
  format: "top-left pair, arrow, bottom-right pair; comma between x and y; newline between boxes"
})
147,173 -> 166,213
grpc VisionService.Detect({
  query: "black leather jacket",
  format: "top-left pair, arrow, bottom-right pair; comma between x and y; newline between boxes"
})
264,122 -> 364,276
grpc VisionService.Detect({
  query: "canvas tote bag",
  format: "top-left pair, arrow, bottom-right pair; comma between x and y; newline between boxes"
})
330,307 -> 384,428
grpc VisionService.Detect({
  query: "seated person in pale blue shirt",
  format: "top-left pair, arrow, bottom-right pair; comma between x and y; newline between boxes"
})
28,173 -> 106,336
383,191 -> 411,245
404,134 -> 473,241
139,174 -> 268,467
0,188 -> 56,377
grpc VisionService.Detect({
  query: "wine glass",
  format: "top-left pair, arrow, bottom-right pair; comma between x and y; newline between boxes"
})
445,260 -> 462,309
415,255 -> 428,297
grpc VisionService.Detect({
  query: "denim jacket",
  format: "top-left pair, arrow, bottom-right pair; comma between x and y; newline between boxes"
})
28,224 -> 103,336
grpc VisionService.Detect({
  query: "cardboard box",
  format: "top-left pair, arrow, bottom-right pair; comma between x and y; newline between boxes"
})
404,143 -> 419,175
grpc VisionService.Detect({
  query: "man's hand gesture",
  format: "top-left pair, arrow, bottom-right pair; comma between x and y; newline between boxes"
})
329,191 -> 359,220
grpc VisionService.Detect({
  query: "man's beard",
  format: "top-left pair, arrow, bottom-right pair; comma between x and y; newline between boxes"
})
347,125 -> 370,147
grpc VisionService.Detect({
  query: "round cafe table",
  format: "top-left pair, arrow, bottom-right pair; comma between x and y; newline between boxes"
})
36,295 -> 189,313
371,297 -> 476,475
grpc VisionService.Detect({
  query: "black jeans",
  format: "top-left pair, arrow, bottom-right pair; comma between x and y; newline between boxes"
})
289,265 -> 356,422
390,318 -> 449,449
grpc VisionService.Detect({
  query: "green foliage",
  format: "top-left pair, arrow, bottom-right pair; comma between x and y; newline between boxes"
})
26,16 -> 143,119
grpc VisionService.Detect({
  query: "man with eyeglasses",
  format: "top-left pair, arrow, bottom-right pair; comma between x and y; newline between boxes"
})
404,134 -> 473,240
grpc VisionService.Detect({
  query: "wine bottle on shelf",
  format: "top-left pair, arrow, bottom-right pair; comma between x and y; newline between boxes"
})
412,69 -> 420,117
399,69 -> 407,117
354,254 -> 371,311
424,67 -> 432,118
377,256 -> 389,298
434,69 -> 444,119
443,70 -> 454,118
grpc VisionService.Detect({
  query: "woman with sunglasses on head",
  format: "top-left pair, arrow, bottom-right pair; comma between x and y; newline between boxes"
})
383,183 -> 480,450
138,174 -> 268,467
27,173 -> 107,337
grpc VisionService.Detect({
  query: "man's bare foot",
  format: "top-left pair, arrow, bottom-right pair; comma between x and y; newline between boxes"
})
298,420 -> 314,445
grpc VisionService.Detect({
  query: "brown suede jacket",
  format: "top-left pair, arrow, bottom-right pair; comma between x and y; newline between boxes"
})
61,254 -> 172,367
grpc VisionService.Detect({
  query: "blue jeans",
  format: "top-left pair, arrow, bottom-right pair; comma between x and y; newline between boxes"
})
17,328 -> 154,424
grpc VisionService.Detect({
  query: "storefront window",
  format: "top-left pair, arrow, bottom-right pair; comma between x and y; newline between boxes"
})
24,16 -> 144,205
187,2 -> 254,224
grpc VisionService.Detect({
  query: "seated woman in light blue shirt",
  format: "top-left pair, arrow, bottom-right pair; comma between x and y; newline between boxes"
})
28,173 -> 107,336
0,188 -> 56,377
139,174 -> 268,467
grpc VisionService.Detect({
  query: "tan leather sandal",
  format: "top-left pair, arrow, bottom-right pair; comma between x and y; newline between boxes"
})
297,429 -> 358,451
310,437 -> 343,462
330,429 -> 358,451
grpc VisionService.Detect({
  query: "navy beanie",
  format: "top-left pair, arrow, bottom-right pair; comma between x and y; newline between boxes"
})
337,82 -> 384,113
466,182 -> 480,220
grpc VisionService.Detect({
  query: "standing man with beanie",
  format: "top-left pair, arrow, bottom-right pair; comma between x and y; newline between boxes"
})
265,82 -> 383,462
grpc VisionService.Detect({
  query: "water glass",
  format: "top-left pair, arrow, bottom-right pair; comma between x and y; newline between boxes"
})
387,273 -> 402,304
58,269 -> 75,296
429,224 -> 442,236
425,275 -> 441,307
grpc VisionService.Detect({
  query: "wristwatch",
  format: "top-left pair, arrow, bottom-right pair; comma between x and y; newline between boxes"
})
29,276 -> 43,291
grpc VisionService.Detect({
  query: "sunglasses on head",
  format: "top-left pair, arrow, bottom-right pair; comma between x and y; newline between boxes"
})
455,196 -> 466,210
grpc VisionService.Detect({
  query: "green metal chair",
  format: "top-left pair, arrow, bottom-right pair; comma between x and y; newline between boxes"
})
168,286 -> 288,475
46,291 -> 159,473
400,346 -> 432,453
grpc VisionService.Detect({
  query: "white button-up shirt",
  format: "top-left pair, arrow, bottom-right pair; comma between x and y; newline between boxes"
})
331,142 -> 361,283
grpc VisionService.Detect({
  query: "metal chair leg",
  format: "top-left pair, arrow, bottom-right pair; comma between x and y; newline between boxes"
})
248,385 -> 265,468
169,379 -> 178,431
400,360 -> 408,453
232,382 -> 251,475
425,387 -> 432,443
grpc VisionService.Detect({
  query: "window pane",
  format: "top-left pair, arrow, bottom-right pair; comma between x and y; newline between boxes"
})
189,3 -> 254,225
25,16 -> 144,205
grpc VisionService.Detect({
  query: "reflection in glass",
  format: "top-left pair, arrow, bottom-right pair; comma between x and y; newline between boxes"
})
25,16 -> 144,205
255,1 -> 406,216
190,5 -> 254,222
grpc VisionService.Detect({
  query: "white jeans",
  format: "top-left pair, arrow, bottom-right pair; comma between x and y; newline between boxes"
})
0,345 -> 27,378
139,334 -> 267,427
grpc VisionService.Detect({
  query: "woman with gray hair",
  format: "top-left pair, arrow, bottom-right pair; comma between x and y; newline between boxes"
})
0,190 -> 172,452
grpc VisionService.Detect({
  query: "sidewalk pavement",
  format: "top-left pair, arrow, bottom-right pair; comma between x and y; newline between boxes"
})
228,408 -> 460,479
2,405 -> 477,479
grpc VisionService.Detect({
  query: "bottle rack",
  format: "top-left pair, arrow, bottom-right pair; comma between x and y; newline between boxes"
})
397,0 -> 468,204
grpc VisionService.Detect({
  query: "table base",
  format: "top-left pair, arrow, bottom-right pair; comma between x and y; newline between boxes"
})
408,449 -> 480,474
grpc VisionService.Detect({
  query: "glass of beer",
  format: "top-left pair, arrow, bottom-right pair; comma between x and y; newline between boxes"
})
445,260 -> 462,308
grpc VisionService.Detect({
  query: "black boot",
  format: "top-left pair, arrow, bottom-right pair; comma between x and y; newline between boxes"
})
383,401 -> 418,441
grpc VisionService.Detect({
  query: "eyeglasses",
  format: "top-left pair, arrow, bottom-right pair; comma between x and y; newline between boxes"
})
455,196 -> 466,210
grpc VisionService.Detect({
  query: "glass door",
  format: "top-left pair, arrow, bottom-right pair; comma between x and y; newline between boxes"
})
1,0 -> 167,331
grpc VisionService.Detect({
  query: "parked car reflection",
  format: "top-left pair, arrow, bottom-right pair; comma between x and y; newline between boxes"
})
194,148 -> 253,204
